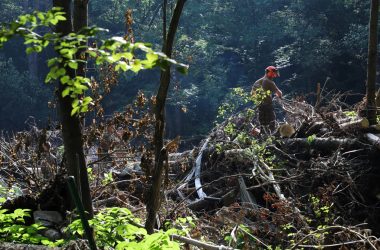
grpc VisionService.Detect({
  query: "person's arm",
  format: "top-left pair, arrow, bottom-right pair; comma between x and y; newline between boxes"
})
275,88 -> 283,99
266,79 -> 283,99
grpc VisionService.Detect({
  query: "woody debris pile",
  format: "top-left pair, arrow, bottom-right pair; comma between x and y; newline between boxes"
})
0,93 -> 380,249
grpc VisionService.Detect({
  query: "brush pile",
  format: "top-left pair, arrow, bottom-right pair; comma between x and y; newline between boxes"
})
167,94 -> 380,249
0,92 -> 380,249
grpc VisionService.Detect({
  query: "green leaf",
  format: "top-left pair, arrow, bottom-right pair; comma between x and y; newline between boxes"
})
146,53 -> 158,63
121,52 -> 133,60
71,106 -> 80,116
55,15 -> 66,21
56,68 -> 66,77
42,40 -> 49,47
116,61 -> 130,71
176,65 -> 189,75
82,97 -> 92,105
26,47 -> 34,54
60,75 -> 70,84
131,60 -> 142,73
62,88 -> 70,97
87,50 -> 97,57
47,58 -> 59,67
37,12 -> 45,21
68,61 -> 78,69
50,19 -> 58,25
112,53 -> 122,61
80,105 -> 89,113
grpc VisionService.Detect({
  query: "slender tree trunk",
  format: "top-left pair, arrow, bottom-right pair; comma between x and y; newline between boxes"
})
163,0 -> 167,45
53,0 -> 93,218
73,0 -> 93,219
145,0 -> 187,234
366,0 -> 379,125
27,0 -> 38,80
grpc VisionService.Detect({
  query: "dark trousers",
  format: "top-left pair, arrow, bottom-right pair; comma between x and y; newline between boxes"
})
258,104 -> 276,131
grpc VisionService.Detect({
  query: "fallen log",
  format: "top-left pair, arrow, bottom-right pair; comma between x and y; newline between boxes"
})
335,117 -> 353,124
364,133 -> 380,150
282,137 -> 362,152
339,118 -> 369,131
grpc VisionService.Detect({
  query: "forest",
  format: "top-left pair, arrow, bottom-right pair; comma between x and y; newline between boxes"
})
0,0 -> 379,249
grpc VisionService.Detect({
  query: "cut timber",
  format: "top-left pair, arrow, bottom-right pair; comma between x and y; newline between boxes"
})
279,123 -> 296,138
365,133 -> 380,150
336,117 -> 353,124
339,118 -> 369,131
283,137 -> 361,151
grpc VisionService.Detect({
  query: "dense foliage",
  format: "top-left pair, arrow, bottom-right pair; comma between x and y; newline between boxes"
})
0,0 -> 372,136
0,207 -> 182,249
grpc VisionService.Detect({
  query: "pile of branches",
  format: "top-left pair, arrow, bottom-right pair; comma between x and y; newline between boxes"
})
1,91 -> 380,249
166,94 -> 380,249
0,92 -> 156,222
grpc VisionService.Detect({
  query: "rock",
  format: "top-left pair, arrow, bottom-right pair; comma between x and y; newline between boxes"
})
33,211 -> 63,227
42,228 -> 62,241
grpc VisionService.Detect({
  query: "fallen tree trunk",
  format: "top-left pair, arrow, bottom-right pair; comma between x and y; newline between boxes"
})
364,133 -> 380,150
282,137 -> 362,152
339,118 -> 369,131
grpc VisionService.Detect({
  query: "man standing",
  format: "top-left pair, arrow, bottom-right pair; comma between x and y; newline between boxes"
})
251,66 -> 282,130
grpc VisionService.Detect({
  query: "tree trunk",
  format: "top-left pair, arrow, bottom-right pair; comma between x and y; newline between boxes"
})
366,0 -> 379,125
53,0 -> 93,218
73,0 -> 93,219
339,118 -> 369,131
145,0 -> 187,234
282,137 -> 361,152
27,0 -> 39,80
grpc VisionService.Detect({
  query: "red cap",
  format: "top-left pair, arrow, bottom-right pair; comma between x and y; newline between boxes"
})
265,66 -> 280,77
